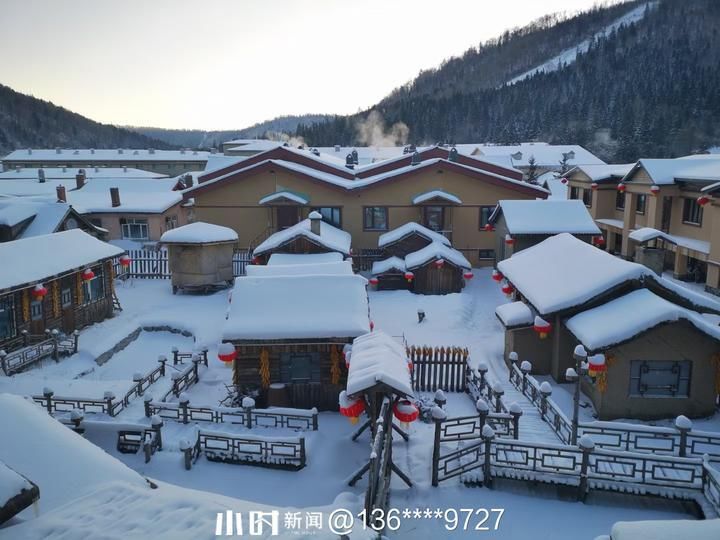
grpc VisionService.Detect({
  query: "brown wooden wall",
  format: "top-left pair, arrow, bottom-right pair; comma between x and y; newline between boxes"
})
412,263 -> 464,295
382,233 -> 433,258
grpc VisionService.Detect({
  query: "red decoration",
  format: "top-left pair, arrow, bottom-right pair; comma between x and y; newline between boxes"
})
81,268 -> 95,281
369,320 -> 375,331
251,256 -> 261,265
369,277 -> 379,286
533,316 -> 552,339
504,234 -> 515,246
339,396 -> 366,423
404,271 -> 414,282
491,270 -> 503,282
591,182 -> 598,191
501,281 -> 514,296
483,223 -> 494,232
617,184 -> 626,193
119,254 -> 131,267
463,271 -> 474,280
393,399 -> 419,423
32,283 -> 48,300
434,259 -> 445,268
407,360 -> 413,372
594,235 -> 606,247
217,342 -> 237,363
650,185 -> 660,196
588,354 -> 607,376
697,195 -> 710,207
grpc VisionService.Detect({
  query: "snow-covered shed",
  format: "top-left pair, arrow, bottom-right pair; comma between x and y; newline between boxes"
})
404,241 -> 472,295
160,221 -> 238,294
252,211 -> 351,263
488,199 -> 601,261
377,221 -> 450,258
223,273 -> 370,410
370,256 -> 410,291
0,460 -> 38,526
0,230 -> 124,352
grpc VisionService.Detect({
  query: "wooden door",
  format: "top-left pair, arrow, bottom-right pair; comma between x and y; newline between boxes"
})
276,206 -> 299,229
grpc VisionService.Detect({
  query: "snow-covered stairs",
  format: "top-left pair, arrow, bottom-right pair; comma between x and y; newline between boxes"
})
497,381 -> 559,444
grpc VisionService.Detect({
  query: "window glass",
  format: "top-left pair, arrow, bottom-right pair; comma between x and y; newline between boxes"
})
0,296 -> 16,339
120,218 -> 149,240
569,186 -> 579,200
312,207 -> 341,228
30,300 -> 43,321
82,266 -> 106,304
616,191 -> 625,210
478,249 -> 495,259
478,206 -> 494,229
423,206 -> 444,231
363,207 -> 388,230
636,194 -> 647,214
61,288 -> 72,308
582,189 -> 592,207
682,198 -> 703,225
629,360 -> 691,397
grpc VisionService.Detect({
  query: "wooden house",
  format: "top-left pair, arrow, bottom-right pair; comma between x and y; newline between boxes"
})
223,268 -> 370,410
0,229 -> 124,352
370,256 -> 410,291
495,233 -> 720,421
377,221 -> 451,258
405,242 -> 472,295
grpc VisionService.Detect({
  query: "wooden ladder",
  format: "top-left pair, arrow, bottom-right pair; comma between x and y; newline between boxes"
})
112,291 -> 123,312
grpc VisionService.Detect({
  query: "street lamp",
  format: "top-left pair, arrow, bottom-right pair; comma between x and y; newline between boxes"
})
566,344 -> 588,445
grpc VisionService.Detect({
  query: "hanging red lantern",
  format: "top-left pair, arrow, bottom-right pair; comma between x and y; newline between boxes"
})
369,277 -> 379,286
393,399 -> 419,424
217,342 -> 237,363
617,183 -> 626,193
501,281 -> 514,296
463,271 -> 474,280
339,391 -> 365,424
81,268 -> 95,281
594,235 -> 606,247
251,256 -> 261,265
407,360 -> 413,372
504,234 -> 515,246
697,195 -> 710,207
492,270 -> 503,282
31,283 -> 48,300
404,271 -> 414,282
533,316 -> 552,339
369,320 -> 375,331
483,223 -> 494,232
434,259 -> 445,268
588,354 -> 606,377
119,254 -> 131,267
650,185 -> 660,196
591,182 -> 598,191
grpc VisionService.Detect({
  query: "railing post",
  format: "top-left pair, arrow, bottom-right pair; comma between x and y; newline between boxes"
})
104,391 -> 116,416
431,406 -> 447,487
179,393 -> 190,424
477,362 -> 489,396
242,397 -> 255,429
578,435 -> 595,502
158,355 -> 167,376
481,425 -> 495,488
0,350 -> 6,375
675,415 -> 692,458
509,402 -> 523,440
51,329 -> 60,361
192,354 -> 201,382
180,439 -> 193,470
299,437 -> 306,469
476,398 -> 489,430
201,346 -> 209,367
492,382 -> 504,413
151,415 -> 164,451
70,409 -> 84,435
22,329 -> 28,347
133,372 -> 144,397
143,394 -> 153,417
172,346 -> 179,365
520,361 -> 532,394
171,371 -> 181,397
43,387 -> 54,414
539,382 -> 552,420
434,389 -> 447,409
508,352 -> 518,382
73,330 -> 80,354
311,407 -> 319,431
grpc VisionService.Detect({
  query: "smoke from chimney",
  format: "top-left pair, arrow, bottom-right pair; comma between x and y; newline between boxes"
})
356,110 -> 409,147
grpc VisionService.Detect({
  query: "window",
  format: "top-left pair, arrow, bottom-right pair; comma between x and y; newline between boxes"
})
635,194 -> 646,214
0,296 -> 16,340
165,215 -> 178,231
61,288 -> 72,308
616,191 -> 625,210
582,189 -> 592,208
363,207 -> 388,230
280,352 -> 320,383
82,266 -> 106,304
120,218 -> 149,240
682,198 -> 703,225
478,249 -> 495,260
478,206 -> 494,229
569,186 -> 580,200
423,206 -> 445,231
30,300 -> 43,321
312,207 -> 342,228
629,360 -> 691,397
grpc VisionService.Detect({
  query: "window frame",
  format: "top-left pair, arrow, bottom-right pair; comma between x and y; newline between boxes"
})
582,188 -> 592,208
120,218 -> 149,241
629,360 -> 691,398
0,295 -> 17,340
635,194 -> 647,215
30,299 -> 43,321
311,207 -> 342,229
682,197 -> 703,226
478,206 -> 495,230
615,191 -> 625,210
569,186 -> 580,200
423,206 -> 445,232
478,249 -> 495,260
363,206 -> 389,231
82,265 -> 106,305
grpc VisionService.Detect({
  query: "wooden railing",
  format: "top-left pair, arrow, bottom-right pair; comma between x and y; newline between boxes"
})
161,362 -> 203,401
1,331 -> 78,375
408,345 -> 469,393
363,399 -> 393,529
352,249 -> 385,272
113,248 -> 252,279
466,366 -> 508,414
194,429 -> 306,470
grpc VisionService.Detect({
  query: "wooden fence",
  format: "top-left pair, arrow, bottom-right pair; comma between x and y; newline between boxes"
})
362,398 -> 394,529
161,362 -> 203,401
113,249 -> 252,279
1,331 -> 79,375
407,345 -> 469,393
194,429 -> 306,470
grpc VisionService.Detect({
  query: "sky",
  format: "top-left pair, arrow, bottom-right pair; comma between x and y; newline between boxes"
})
0,0 -> 608,130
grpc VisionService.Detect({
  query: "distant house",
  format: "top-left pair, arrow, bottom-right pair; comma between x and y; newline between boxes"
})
0,197 -> 103,242
495,233 -> 720,420
488,199 -> 601,262
0,230 -> 124,352
404,242 -> 472,295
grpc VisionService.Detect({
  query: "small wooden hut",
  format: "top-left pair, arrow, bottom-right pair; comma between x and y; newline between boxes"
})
405,242 -> 472,295
160,222 -> 238,294
0,229 -> 123,352
370,256 -> 411,291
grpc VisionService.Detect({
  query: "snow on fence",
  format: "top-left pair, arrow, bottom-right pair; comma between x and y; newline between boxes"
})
407,345 -> 469,393
194,429 -> 306,470
160,361 -> 204,401
1,330 -> 79,375
113,249 -> 252,279
508,361 -> 720,463
466,364 -> 509,414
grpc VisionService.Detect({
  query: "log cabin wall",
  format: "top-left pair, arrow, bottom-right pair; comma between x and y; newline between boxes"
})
382,233 -> 433,258
412,263 -> 464,295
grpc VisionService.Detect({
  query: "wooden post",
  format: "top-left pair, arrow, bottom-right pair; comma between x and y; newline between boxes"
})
22,329 -> 28,347
73,330 -> 80,354
508,352 -> 518,381
0,350 -> 6,375
299,437 -> 306,469
158,355 -> 167,376
51,329 -> 59,361
172,347 -> 179,365
675,415 -> 692,458
578,435 -> 594,502
312,409 -> 318,431
151,415 -> 164,451
509,403 -> 522,440
431,413 -> 445,487
43,388 -> 54,414
476,398 -> 489,431
481,426 -> 494,488
179,395 -> 190,424
477,363 -> 488,396
143,394 -> 153,417
104,391 -> 116,416
181,439 -> 193,470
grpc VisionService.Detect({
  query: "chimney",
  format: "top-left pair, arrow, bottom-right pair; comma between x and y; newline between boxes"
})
352,149 -> 359,165
75,171 -> 86,189
449,147 -> 459,162
309,211 -> 322,235
56,184 -> 66,203
345,153 -> 355,170
38,169 -> 46,183
184,173 -> 194,188
110,187 -> 121,207
411,151 -> 421,166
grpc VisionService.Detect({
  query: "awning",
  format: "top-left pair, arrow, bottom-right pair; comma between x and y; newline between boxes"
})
412,189 -> 462,205
258,191 -> 309,205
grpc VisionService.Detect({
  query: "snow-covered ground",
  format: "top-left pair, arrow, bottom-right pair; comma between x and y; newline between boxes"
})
1,269 -> 716,538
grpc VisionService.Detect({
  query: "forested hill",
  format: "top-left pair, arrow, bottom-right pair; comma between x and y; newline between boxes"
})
296,0 -> 720,162
0,83 -> 173,154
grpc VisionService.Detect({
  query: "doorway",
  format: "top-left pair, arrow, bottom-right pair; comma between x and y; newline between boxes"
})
276,206 -> 299,230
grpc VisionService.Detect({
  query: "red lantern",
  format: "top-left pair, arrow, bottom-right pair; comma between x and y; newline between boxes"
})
591,182 -> 598,191
251,256 -> 261,265
404,271 -> 414,282
369,277 -> 379,286
561,178 -> 568,185
594,235 -> 606,247
617,183 -> 626,193
650,185 -> 660,196
492,269 -> 503,282
407,360 -> 413,372
217,342 -> 237,363
504,234 -> 515,246
369,320 -> 375,331
463,271 -> 474,280
393,399 -> 419,424
434,259 -> 445,268
81,268 -> 95,281
119,254 -> 131,267
501,281 -> 514,296
31,283 -> 48,300
533,316 -> 552,339
588,354 -> 606,377
339,392 -> 365,424
483,223 -> 494,232
697,195 -> 710,207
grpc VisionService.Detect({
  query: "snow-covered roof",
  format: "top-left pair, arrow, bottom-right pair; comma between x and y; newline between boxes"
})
67,191 -> 183,214
246,260 -> 353,277
160,222 -> 238,244
253,218 -> 351,256
495,301 -> 534,328
0,229 -> 123,292
313,145 -> 405,166
0,203 -> 36,227
0,179 -> 68,197
497,233 -> 649,315
267,252 -> 343,265
0,199 -> 82,239
626,157 -> 720,185
566,163 -> 634,182
0,167 -> 167,180
258,190 -> 309,205
378,222 -> 450,248
472,143 -> 606,168
608,519 -> 720,540
494,199 -> 600,235
223,274 -> 369,340
412,189 -> 462,205
566,289 -> 720,351
346,331 -> 413,397
226,140 -> 284,154
595,218 -> 624,229
0,459 -> 32,508
405,242 -> 471,270
371,256 -> 406,275
629,227 -> 710,254
202,154 -> 247,173
2,148 -> 209,162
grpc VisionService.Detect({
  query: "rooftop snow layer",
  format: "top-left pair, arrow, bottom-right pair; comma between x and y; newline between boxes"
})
412,189 -> 462,205
378,222 -> 451,248
472,143 -> 606,167
0,167 -> 167,180
0,199 -> 76,239
0,460 -> 32,507
0,229 -> 123,292
223,274 -> 369,340
246,260 -> 353,277
346,331 -> 413,397
258,190 -> 309,205
496,199 -> 600,235
267,252 -> 343,265
66,189 -> 183,214
405,241 -> 471,270
566,289 -> 720,351
160,222 -> 238,244
626,157 -> 720,185
629,227 -> 710,254
371,256 -> 407,275
497,233 -> 648,315
495,301 -> 534,327
566,163 -> 634,182
2,148 -> 209,162
253,218 -> 351,256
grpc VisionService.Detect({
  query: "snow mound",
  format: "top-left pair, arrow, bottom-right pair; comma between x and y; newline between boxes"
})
246,261 -> 353,277
609,519 -> 720,540
160,221 -> 238,244
267,253 -> 342,265
378,222 -> 451,248
253,218 -> 351,256
346,331 -> 413,397
495,301 -> 533,327
405,242 -> 471,270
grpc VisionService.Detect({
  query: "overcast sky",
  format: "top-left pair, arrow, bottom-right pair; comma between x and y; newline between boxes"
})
1,0 -> 608,130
